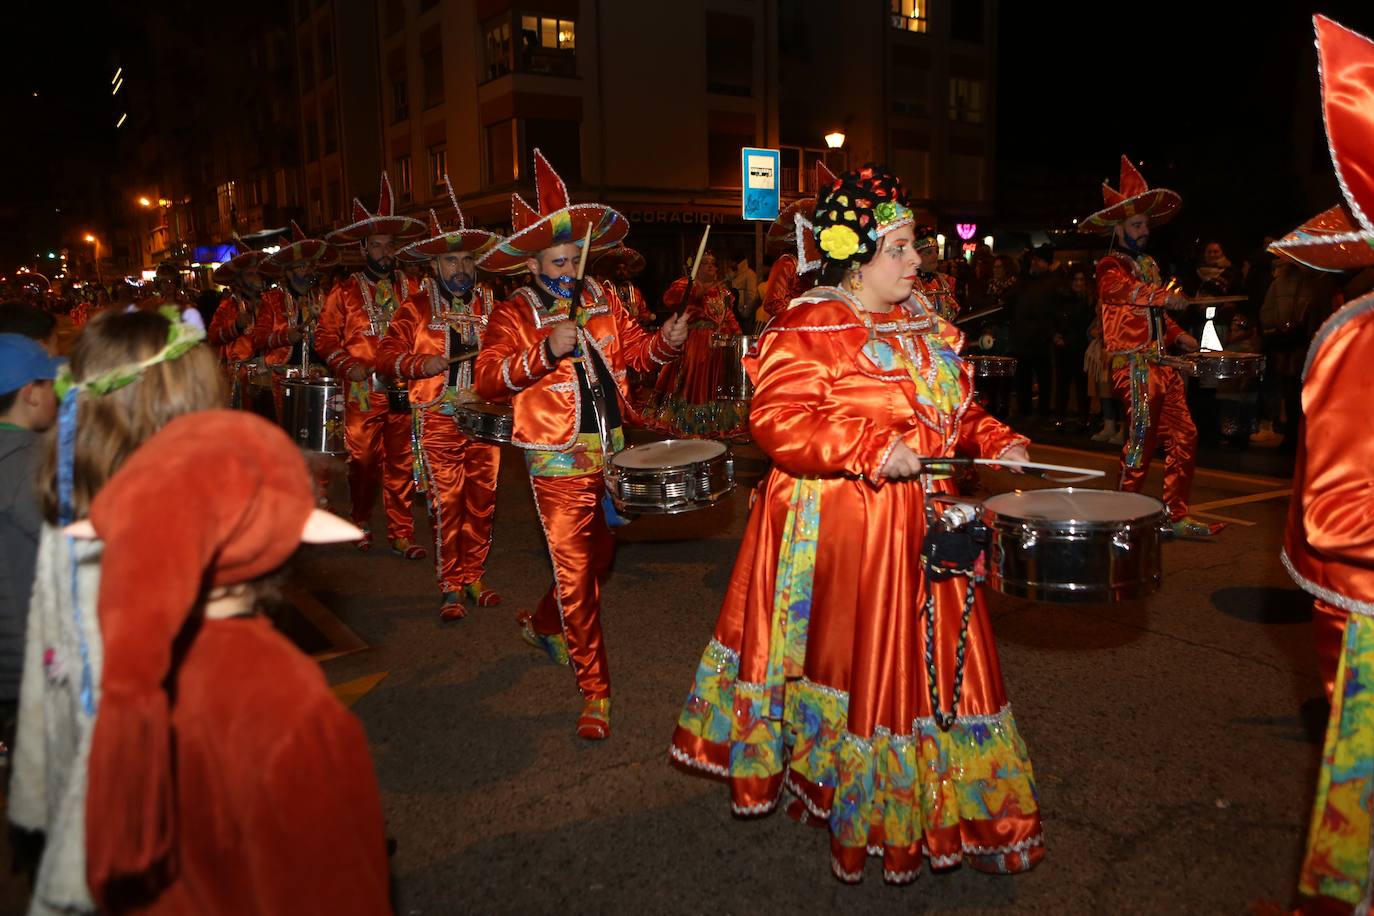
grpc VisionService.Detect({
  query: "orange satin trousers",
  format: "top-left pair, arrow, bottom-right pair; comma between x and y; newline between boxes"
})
528,472 -> 616,700
418,412 -> 500,592
343,392 -> 416,540
1111,361 -> 1198,520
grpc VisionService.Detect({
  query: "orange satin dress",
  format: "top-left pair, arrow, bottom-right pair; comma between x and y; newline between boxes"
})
315,272 -> 417,541
671,288 -> 1043,884
763,254 -> 805,319
1097,252 -> 1198,520
1284,294 -> 1374,698
647,278 -> 745,438
377,282 -> 501,595
473,279 -> 680,700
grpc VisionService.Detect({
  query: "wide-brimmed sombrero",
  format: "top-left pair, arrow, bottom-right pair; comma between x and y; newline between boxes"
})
1079,155 -> 1182,232
398,176 -> 499,263
590,244 -> 645,277
14,270 -> 50,292
767,160 -> 839,250
325,172 -> 427,245
212,235 -> 280,287
267,221 -> 341,271
476,149 -> 628,275
1269,16 -> 1374,272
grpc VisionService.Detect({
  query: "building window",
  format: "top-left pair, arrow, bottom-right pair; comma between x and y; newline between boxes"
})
951,1 -> 985,43
705,12 -> 753,97
483,16 -> 512,81
892,61 -> 931,118
217,180 -> 239,233
323,107 -> 338,154
395,155 -> 413,203
949,78 -> 984,123
486,120 -> 517,185
392,77 -> 409,122
524,118 -> 580,182
299,42 -> 315,90
708,130 -> 753,188
890,0 -> 928,33
422,46 -> 444,108
428,145 -> 448,194
317,27 -> 333,78
947,153 -> 985,202
518,14 -> 576,76
891,146 -> 930,199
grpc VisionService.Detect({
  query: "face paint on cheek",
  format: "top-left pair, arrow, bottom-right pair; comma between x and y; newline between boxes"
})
538,273 -> 577,298
443,271 -> 475,295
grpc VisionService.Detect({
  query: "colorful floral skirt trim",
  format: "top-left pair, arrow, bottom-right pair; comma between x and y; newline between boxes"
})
642,394 -> 747,440
671,639 -> 1044,884
1299,614 -> 1374,912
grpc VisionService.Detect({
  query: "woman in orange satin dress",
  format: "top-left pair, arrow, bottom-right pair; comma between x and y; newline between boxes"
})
670,165 -> 1045,884
645,251 -> 746,438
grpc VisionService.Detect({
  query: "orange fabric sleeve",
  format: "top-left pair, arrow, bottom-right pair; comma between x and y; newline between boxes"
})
472,300 -> 557,400
956,400 -> 1030,460
376,296 -> 427,379
1098,257 -> 1171,310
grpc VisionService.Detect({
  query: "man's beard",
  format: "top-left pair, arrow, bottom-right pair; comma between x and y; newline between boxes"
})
365,254 -> 394,278
441,271 -> 475,296
1120,232 -> 1148,254
537,273 -> 576,298
288,271 -> 316,295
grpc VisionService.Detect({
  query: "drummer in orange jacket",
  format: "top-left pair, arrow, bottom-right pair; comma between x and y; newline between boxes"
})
316,173 -> 428,556
473,150 -> 687,740
1080,157 -> 1215,538
378,178 -> 503,621
208,242 -> 277,408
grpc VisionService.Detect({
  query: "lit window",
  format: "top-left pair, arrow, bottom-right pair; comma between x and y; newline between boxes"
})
890,0 -> 927,33
483,17 -> 512,80
395,155 -> 413,202
949,78 -> 984,123
429,146 -> 448,194
517,14 -> 576,75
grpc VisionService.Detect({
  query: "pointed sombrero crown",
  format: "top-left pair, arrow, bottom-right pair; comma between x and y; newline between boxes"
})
399,175 -> 499,262
1079,155 -> 1181,233
325,172 -> 427,245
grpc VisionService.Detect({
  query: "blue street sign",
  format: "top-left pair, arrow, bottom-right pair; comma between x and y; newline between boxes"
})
741,147 -> 780,221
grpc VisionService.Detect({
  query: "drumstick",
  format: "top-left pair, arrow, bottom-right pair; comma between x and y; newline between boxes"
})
676,225 -> 711,318
1186,295 -> 1248,306
955,305 -> 1003,325
568,221 -> 595,360
920,457 -> 1105,484
446,347 -> 480,366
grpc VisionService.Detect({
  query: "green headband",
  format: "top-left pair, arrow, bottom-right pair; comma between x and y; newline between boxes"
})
55,306 -> 206,399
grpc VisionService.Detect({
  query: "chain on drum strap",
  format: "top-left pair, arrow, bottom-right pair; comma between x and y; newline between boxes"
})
920,496 -> 989,731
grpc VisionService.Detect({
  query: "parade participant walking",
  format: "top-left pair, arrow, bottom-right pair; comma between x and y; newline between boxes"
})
592,245 -> 653,326
1274,19 -> 1374,913
317,174 -> 428,556
670,165 -> 1043,884
208,242 -> 276,408
379,179 -> 502,620
474,150 -> 687,740
761,160 -> 836,321
260,221 -> 340,373
1081,156 -> 1216,537
76,410 -> 389,916
646,250 -> 744,438
9,309 -> 222,916
914,225 -> 960,321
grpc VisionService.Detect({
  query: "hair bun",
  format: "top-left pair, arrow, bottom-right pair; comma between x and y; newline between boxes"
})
811,164 -> 912,268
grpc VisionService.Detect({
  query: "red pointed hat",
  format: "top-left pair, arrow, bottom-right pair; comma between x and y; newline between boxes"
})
476,149 -> 629,275
589,243 -> 646,277
1078,155 -> 1182,232
266,221 -> 342,270
767,160 -> 838,249
398,175 -> 500,262
1270,16 -> 1374,271
325,172 -> 427,245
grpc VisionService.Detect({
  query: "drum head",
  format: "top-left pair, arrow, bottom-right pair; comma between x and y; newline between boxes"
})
612,439 -> 726,468
982,488 -> 1164,523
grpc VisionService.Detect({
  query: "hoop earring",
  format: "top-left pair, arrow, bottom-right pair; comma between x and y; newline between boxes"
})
850,269 -> 864,292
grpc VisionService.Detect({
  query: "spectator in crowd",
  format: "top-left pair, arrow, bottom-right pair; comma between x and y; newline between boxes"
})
1215,311 -> 1261,448
1256,257 -> 1341,448
1010,244 -> 1066,422
0,302 -> 59,354
729,255 -> 758,329
1085,312 -> 1124,444
1053,264 -> 1096,428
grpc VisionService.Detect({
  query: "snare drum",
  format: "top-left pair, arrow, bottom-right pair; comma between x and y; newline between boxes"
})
968,355 -> 1017,378
1166,351 -> 1265,381
605,439 -> 734,515
710,334 -> 759,400
245,377 -> 278,423
281,377 -> 347,455
454,401 -> 513,444
979,488 -> 1166,603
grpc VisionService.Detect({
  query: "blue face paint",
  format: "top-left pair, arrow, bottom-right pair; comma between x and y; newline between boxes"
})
1121,230 -> 1149,254
443,271 -> 475,296
538,273 -> 577,298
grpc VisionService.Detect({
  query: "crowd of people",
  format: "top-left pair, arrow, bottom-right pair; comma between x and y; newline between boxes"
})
0,13 -> 1372,913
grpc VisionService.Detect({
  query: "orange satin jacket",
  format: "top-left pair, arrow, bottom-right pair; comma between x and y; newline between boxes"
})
473,278 -> 680,451
252,287 -> 320,366
209,294 -> 259,363
764,254 -> 804,319
377,282 -> 496,409
314,272 -> 414,381
917,271 -> 960,322
747,290 -> 1027,483
610,280 -> 653,325
1097,252 -> 1185,356
1283,293 -> 1374,616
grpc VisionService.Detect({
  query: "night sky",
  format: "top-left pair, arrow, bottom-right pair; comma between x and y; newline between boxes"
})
4,2 -> 1374,271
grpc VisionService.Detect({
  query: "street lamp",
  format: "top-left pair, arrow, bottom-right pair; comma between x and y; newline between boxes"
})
137,196 -> 152,207
824,131 -> 846,149
84,234 -> 102,284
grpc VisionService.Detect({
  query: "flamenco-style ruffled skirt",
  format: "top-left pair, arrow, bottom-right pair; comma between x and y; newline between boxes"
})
1298,614 -> 1374,914
669,470 -> 1044,883
640,327 -> 747,439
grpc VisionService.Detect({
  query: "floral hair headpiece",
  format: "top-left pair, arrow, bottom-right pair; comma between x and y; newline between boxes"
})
812,164 -> 912,266
54,306 -> 205,400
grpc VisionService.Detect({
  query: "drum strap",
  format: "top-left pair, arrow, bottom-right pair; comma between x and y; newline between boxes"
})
920,504 -> 990,731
